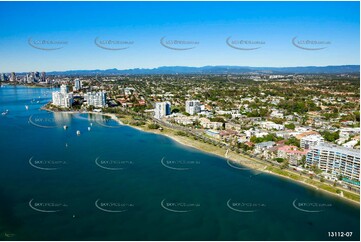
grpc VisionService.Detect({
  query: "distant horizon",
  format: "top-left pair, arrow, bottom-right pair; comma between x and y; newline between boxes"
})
5,64 -> 360,75
0,1 -> 359,72
3,60 -> 361,75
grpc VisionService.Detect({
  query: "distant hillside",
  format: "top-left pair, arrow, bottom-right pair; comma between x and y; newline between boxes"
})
22,65 -> 360,76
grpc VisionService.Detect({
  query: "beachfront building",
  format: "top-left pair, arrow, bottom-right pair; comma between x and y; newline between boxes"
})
84,91 -> 107,108
306,143 -> 360,185
52,84 -> 73,108
199,117 -> 223,129
277,145 -> 308,165
300,134 -> 324,149
185,100 -> 201,115
254,141 -> 275,154
173,115 -> 197,126
154,101 -> 171,119
205,129 -> 220,139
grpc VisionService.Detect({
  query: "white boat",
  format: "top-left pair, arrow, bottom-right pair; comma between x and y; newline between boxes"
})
76,130 -> 81,135
90,122 -> 93,126
25,105 -> 29,110
2,110 -> 9,116
63,125 -> 68,130
88,127 -> 91,131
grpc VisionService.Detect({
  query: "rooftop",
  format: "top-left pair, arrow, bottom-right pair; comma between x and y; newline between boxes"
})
313,143 -> 360,157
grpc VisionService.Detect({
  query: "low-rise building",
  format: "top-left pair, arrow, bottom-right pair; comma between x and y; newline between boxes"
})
343,140 -> 358,149
254,141 -> 275,153
205,129 -> 220,139
300,134 -> 324,149
173,115 -> 197,125
225,122 -> 242,131
260,121 -> 284,131
277,145 -> 308,165
270,110 -> 284,119
199,117 -> 223,129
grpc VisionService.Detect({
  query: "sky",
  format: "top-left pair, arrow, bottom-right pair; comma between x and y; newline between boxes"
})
0,1 -> 359,72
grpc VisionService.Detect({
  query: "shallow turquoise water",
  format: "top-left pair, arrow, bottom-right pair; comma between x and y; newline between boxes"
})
0,85 -> 359,240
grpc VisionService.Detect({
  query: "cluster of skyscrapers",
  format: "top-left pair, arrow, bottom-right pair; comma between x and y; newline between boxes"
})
0,72 -> 48,83
51,79 -> 107,109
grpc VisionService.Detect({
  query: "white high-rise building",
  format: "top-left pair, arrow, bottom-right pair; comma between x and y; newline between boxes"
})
0,73 -> 8,82
60,84 -> 69,94
52,84 -> 73,108
84,91 -> 107,108
73,79 -> 82,91
154,102 -> 171,119
10,72 -> 16,82
185,100 -> 201,115
306,143 -> 360,184
26,73 -> 34,83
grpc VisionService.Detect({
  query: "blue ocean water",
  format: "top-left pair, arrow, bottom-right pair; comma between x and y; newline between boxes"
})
0,85 -> 359,240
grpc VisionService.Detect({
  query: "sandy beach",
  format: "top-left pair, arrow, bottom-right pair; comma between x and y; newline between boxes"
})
42,107 -> 360,204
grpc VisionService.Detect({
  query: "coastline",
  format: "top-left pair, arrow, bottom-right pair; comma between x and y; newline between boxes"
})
136,125 -> 361,205
42,107 -> 360,205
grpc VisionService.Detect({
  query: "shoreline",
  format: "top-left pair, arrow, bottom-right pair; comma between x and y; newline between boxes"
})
42,107 -> 360,205
139,126 -> 361,206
